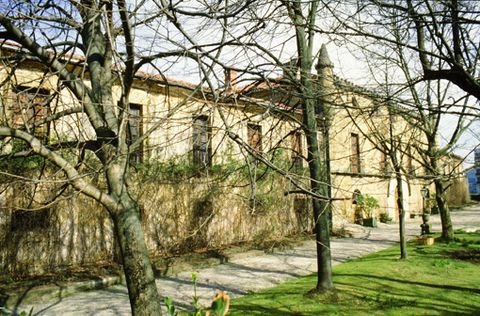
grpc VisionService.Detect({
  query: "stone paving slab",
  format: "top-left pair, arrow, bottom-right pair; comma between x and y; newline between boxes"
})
11,206 -> 480,315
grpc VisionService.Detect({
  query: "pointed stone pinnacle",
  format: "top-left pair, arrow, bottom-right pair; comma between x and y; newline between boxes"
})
316,44 -> 333,69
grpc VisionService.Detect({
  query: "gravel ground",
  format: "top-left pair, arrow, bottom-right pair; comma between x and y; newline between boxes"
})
19,205 -> 480,315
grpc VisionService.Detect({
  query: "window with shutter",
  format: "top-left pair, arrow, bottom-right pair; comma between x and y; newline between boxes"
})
128,104 -> 143,164
247,123 -> 262,152
193,115 -> 211,168
351,133 -> 361,173
11,86 -> 50,137
380,143 -> 389,174
291,131 -> 303,168
407,146 -> 414,175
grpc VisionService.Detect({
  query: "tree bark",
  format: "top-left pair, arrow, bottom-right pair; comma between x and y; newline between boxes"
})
430,156 -> 454,241
302,81 -> 334,291
305,126 -> 334,291
286,0 -> 334,291
434,178 -> 453,241
112,195 -> 162,315
394,168 -> 407,259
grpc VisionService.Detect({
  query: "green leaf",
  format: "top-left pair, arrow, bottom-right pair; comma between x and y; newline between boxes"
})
164,296 -> 176,316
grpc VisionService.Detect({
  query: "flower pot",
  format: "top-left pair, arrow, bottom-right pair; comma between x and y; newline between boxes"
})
417,236 -> 435,246
362,217 -> 377,228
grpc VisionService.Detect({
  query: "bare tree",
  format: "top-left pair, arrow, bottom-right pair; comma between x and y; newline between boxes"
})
319,0 -> 477,241
400,80 -> 472,241
192,0 -> 337,291
0,0 -> 253,313
321,0 -> 480,101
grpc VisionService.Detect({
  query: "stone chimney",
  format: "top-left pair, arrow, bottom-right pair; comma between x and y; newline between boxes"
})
225,68 -> 238,93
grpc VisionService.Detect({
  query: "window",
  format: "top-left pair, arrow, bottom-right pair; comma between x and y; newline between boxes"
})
247,123 -> 262,152
350,133 -> 361,173
193,115 -> 212,168
380,148 -> 389,174
11,86 -> 50,137
406,146 -> 414,175
11,208 -> 50,231
128,104 -> 143,164
291,131 -> 303,168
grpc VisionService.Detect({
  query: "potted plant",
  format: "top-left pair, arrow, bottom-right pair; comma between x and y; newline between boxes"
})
356,194 -> 379,227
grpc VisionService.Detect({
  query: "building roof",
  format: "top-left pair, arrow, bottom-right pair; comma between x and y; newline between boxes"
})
0,40 -> 204,92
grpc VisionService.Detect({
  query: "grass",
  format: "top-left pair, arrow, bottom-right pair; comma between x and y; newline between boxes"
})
230,232 -> 480,315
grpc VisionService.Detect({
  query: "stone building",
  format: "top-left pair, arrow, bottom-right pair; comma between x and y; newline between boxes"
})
0,41 -> 467,276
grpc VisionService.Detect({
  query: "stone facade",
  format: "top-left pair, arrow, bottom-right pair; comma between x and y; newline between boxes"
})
0,42 -> 468,276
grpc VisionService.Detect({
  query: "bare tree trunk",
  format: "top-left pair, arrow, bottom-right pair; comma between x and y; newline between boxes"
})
112,194 -> 162,315
276,0 -> 333,292
434,179 -> 453,241
302,80 -> 334,290
431,156 -> 454,241
305,126 -> 334,291
389,111 -> 407,259
394,168 -> 407,259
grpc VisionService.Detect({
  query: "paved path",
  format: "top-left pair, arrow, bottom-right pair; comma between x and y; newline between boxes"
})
22,206 -> 480,315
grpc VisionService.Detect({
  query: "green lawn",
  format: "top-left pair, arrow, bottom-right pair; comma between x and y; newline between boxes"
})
230,232 -> 480,315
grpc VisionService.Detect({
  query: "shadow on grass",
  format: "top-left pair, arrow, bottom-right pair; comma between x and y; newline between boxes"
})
230,303 -> 309,316
335,273 -> 480,294
231,271 -> 480,316
334,273 -> 480,314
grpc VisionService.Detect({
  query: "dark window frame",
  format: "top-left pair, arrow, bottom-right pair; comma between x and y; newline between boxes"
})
351,133 -> 361,174
380,145 -> 390,174
291,131 -> 303,169
128,103 -> 143,164
247,123 -> 263,152
406,146 -> 414,176
11,86 -> 50,138
192,115 -> 212,169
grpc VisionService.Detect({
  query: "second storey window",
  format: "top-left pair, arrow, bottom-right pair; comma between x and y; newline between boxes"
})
193,115 -> 212,168
11,86 -> 50,137
380,148 -> 389,174
247,123 -> 262,152
292,131 -> 303,168
128,104 -> 143,164
406,146 -> 414,175
351,133 -> 361,174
